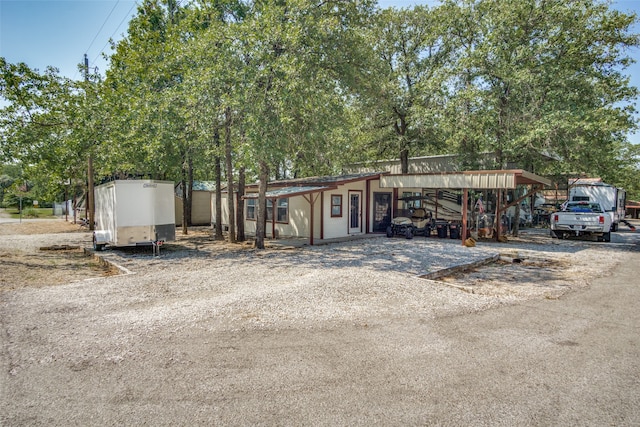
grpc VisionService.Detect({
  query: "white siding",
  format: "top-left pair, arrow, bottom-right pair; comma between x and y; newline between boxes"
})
322,181 -> 367,238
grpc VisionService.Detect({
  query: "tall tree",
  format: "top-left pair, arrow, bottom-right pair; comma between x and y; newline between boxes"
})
0,59 -> 98,207
353,5 -> 450,173
236,0 -> 376,248
104,0 -> 208,234
441,0 -> 638,177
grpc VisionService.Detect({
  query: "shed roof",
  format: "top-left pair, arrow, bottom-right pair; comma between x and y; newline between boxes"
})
380,169 -> 551,190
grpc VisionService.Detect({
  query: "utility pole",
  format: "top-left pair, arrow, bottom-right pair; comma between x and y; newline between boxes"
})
85,54 -> 95,231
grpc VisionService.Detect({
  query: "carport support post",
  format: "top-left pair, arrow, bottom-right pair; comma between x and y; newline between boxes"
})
495,190 -> 502,241
271,198 -> 277,238
309,194 -> 314,246
461,187 -> 469,245
302,193 -> 319,246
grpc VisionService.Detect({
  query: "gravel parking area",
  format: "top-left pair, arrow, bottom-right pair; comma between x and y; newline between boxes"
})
1,221 -> 638,425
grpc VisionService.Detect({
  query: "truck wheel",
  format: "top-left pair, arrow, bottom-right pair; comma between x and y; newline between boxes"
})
550,230 -> 558,239
611,223 -> 618,232
386,226 -> 394,238
602,232 -> 611,242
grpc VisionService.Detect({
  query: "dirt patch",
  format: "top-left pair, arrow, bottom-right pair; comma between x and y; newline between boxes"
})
435,254 -> 574,299
0,220 -> 117,292
0,247 -> 117,292
0,220 -> 86,235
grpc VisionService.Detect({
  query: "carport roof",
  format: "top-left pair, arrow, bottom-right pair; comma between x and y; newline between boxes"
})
380,169 -> 551,190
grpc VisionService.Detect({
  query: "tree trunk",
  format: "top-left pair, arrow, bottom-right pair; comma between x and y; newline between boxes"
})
255,160 -> 269,249
181,168 -> 188,236
495,84 -> 510,169
394,115 -> 410,174
214,129 -> 223,240
87,154 -> 95,231
225,107 -> 236,243
236,166 -> 246,242
186,153 -> 193,227
400,148 -> 409,174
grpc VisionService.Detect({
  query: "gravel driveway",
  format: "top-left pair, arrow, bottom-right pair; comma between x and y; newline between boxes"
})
1,224 -> 638,425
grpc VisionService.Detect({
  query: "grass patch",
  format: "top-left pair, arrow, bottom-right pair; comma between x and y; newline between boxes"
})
6,207 -> 57,219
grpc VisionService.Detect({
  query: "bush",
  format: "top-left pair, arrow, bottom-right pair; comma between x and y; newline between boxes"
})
21,207 -> 41,218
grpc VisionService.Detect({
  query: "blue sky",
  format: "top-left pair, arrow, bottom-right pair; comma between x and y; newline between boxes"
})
1,0 -> 639,143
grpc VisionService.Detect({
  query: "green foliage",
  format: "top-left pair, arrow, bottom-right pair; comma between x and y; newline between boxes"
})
439,0 -> 638,176
351,5 -> 451,172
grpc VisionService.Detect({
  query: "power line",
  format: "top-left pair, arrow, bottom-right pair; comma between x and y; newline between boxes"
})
71,1 -> 138,80
85,0 -> 121,56
92,0 -> 139,67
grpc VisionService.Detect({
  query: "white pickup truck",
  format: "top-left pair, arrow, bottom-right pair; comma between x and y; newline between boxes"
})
550,201 -> 612,242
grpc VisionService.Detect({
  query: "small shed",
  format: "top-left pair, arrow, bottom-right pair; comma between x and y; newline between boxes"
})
175,181 -> 216,226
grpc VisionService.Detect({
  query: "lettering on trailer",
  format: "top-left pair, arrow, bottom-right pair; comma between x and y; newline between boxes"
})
143,183 -> 158,188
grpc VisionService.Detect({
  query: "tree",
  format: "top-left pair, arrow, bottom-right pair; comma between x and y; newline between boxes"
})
0,173 -> 14,205
233,0 -> 376,248
104,0 -> 210,234
441,0 -> 638,177
352,5 -> 450,173
0,58 -> 96,209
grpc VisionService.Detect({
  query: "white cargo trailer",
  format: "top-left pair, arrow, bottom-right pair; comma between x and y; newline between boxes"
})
569,182 -> 626,231
93,180 -> 176,251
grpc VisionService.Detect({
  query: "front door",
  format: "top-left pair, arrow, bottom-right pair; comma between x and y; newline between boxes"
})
373,192 -> 392,232
349,191 -> 362,234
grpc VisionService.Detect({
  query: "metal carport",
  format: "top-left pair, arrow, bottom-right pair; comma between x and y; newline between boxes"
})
380,170 -> 552,244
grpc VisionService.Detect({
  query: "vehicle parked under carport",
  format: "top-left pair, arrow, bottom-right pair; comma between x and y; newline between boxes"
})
386,207 -> 434,239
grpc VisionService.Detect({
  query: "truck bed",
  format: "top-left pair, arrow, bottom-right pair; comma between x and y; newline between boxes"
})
550,202 -> 611,242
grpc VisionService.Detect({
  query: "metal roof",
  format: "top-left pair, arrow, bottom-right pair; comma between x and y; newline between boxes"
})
175,181 -> 217,192
192,181 -> 217,191
262,172 -> 385,188
242,186 -> 335,199
380,170 -> 551,190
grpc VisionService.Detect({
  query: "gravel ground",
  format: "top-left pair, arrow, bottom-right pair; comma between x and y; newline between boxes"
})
1,221 -> 638,425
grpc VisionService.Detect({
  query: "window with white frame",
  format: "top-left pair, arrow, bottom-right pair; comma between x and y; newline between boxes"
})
246,198 -> 289,223
331,195 -> 342,217
246,198 -> 256,220
266,199 -> 289,223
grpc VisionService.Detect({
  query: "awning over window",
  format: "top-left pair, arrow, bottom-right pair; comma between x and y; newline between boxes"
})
242,185 -> 336,199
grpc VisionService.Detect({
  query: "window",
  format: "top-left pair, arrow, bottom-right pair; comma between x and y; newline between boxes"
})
246,198 -> 256,220
266,198 -> 289,223
246,198 -> 289,223
402,191 -> 422,209
331,195 -> 342,217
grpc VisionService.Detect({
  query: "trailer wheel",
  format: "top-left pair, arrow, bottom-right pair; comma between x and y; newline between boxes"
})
386,226 -> 394,238
93,236 -> 105,251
